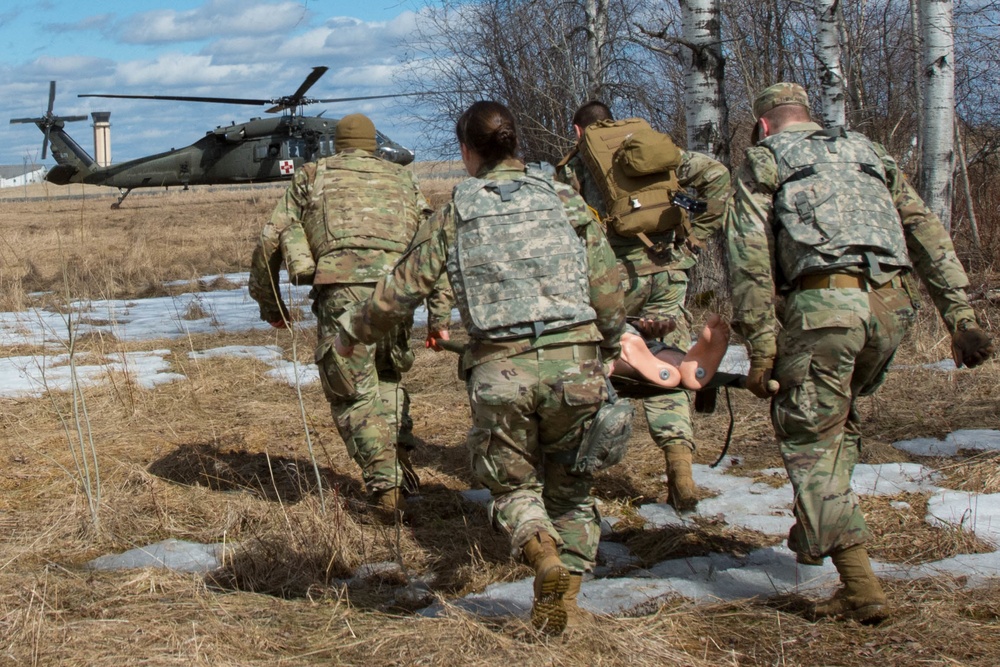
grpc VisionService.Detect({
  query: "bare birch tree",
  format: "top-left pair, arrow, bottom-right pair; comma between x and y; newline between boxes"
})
815,0 -> 846,127
907,0 -> 924,172
679,0 -> 729,163
678,0 -> 730,300
398,0 -> 669,162
583,0 -> 610,99
919,0 -> 956,230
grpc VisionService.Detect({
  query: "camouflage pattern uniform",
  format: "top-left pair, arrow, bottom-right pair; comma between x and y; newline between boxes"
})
558,149 -> 730,457
727,85 -> 980,559
340,159 -> 625,572
249,147 -> 451,496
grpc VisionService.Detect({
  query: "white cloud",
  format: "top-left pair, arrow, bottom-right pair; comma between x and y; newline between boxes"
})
118,1 -> 309,44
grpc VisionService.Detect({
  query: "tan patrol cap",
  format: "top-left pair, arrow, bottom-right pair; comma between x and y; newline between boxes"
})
752,82 -> 810,119
335,113 -> 378,152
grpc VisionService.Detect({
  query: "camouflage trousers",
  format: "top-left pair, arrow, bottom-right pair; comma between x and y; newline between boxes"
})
772,284 -> 915,558
466,346 -> 606,573
622,268 -> 695,451
313,284 -> 417,495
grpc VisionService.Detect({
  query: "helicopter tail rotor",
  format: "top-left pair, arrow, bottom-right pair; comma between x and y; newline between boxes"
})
9,81 -> 87,159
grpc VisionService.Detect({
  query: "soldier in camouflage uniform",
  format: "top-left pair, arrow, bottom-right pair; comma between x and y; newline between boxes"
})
557,101 -> 730,511
728,83 -> 994,623
249,114 -> 452,521
335,101 -> 625,634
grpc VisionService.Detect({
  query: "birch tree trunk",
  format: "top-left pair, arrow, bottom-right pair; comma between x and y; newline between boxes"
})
907,0 -> 923,173
919,0 -> 955,230
679,0 -> 728,163
583,0 -> 609,100
679,0 -> 729,303
816,0 -> 846,127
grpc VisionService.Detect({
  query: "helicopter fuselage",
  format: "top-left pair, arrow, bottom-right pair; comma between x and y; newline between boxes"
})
44,115 -> 415,192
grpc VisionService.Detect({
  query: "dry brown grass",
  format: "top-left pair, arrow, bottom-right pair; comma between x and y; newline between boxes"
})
1,180 -> 998,665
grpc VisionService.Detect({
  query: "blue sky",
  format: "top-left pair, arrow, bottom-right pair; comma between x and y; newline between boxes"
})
2,0 -> 440,166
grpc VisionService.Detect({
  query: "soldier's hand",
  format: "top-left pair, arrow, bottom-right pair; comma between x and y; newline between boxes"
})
952,325 -> 995,368
425,328 -> 450,352
334,333 -> 355,357
269,319 -> 288,329
746,359 -> 780,399
633,317 -> 676,339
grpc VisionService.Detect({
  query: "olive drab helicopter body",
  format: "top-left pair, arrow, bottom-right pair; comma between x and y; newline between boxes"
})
10,68 -> 416,208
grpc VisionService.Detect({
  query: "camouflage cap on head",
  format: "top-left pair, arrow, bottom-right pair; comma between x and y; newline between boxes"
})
335,113 -> 378,152
753,82 -> 810,119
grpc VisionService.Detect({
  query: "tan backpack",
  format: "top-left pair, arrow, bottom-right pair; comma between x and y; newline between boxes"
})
578,118 -> 690,244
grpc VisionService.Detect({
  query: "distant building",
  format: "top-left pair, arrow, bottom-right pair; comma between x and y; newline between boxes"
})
0,164 -> 48,188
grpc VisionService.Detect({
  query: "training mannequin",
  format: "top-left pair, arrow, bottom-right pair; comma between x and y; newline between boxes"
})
612,315 -> 730,391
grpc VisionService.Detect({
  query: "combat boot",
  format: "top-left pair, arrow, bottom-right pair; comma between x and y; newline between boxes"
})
521,532 -> 570,634
811,545 -> 888,624
664,444 -> 698,512
371,487 -> 407,524
563,573 -> 594,629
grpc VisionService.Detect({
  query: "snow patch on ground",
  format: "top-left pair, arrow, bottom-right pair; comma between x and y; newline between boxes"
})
893,429 -> 1000,458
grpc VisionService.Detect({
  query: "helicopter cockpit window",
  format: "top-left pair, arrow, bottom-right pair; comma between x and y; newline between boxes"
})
284,139 -> 308,159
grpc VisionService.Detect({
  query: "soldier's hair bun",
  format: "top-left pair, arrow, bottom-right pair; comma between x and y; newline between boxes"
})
457,101 -> 519,165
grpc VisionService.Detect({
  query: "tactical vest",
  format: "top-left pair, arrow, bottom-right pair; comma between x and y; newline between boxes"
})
761,127 -> 911,281
577,118 -> 689,241
447,167 -> 596,341
307,153 -> 420,258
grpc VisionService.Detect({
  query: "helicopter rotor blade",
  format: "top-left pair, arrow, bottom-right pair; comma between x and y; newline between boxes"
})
42,126 -> 50,159
312,91 -> 441,104
47,81 -> 56,117
291,66 -> 328,101
79,93 -> 270,106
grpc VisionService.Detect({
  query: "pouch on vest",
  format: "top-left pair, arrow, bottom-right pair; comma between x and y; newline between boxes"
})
280,222 -> 317,285
572,378 -> 635,476
578,118 -> 689,241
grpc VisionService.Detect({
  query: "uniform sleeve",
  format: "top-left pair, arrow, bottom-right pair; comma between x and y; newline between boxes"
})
555,159 -> 582,194
342,205 -> 452,344
409,171 -> 435,221
878,148 -> 978,332
677,150 -> 732,242
726,151 -> 780,362
424,271 -> 455,333
557,183 -> 626,359
408,172 -> 453,331
248,166 -> 313,322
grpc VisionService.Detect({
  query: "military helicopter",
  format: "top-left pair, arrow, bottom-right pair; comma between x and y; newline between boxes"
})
10,68 -> 418,208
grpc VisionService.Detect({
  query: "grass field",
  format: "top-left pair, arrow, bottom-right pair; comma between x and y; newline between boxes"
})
0,176 -> 998,666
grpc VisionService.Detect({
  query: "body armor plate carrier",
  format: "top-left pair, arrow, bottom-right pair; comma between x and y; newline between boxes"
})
448,167 -> 596,340
762,127 -> 911,282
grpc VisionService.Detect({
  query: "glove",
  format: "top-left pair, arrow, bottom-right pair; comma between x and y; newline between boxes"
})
425,328 -> 451,351
269,320 -> 287,329
952,324 -> 995,368
746,358 -> 779,399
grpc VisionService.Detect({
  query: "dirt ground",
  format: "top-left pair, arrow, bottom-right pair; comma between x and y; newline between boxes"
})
0,180 -> 998,666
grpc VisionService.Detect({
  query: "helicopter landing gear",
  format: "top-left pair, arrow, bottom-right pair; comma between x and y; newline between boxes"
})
111,187 -> 133,209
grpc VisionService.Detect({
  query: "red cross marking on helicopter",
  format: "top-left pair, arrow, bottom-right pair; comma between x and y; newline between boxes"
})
279,160 -> 294,175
